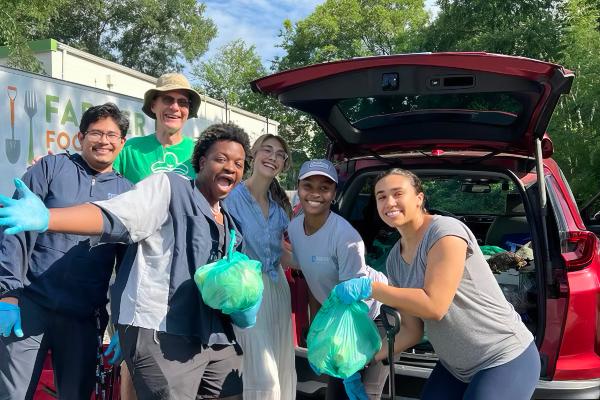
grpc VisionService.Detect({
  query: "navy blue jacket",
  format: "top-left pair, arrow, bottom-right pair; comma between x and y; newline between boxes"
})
94,173 -> 243,341
0,153 -> 133,317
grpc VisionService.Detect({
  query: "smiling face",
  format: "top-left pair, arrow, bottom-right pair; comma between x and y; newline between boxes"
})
251,137 -> 287,179
196,140 -> 246,204
78,117 -> 125,173
374,174 -> 425,228
150,89 -> 190,136
297,175 -> 336,218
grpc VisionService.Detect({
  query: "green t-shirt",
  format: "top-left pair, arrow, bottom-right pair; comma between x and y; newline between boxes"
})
114,133 -> 195,183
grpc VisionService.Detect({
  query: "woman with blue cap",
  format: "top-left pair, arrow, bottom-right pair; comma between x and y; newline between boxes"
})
285,159 -> 389,400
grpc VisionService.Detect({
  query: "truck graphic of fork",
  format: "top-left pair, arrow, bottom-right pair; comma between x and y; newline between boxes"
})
24,90 -> 38,163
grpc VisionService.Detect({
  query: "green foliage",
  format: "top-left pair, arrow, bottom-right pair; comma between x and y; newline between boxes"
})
549,0 -> 600,203
0,0 -> 66,73
413,0 -> 600,202
423,180 -> 507,214
425,0 -> 566,61
193,39 -> 313,188
48,0 -> 216,76
277,0 -> 429,70
193,39 -> 270,112
272,0 -> 429,164
1,0 -> 217,76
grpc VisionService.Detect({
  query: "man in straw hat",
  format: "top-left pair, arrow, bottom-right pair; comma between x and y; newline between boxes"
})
107,73 -> 202,399
112,72 -> 202,183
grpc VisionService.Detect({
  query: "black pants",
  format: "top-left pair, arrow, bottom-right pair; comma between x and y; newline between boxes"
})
0,294 -> 106,400
117,325 -> 243,400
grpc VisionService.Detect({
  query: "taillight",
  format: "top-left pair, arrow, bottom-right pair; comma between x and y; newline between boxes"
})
561,231 -> 598,271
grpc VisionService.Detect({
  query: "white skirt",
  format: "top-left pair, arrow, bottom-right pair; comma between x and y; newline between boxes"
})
233,266 -> 297,400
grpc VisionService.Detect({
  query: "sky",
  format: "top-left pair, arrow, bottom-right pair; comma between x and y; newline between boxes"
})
201,0 -> 325,66
201,0 -> 438,67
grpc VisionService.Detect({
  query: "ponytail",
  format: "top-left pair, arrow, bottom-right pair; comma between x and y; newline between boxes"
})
269,178 -> 293,218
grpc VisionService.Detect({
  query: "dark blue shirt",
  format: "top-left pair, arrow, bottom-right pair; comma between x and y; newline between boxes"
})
0,153 -> 133,317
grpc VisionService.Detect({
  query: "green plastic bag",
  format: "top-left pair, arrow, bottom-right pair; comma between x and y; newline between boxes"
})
194,230 -> 263,314
307,292 -> 382,379
480,245 -> 505,256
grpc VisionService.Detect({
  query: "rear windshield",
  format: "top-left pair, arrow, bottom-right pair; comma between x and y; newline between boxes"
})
423,179 -> 514,215
351,175 -> 518,216
337,93 -> 524,130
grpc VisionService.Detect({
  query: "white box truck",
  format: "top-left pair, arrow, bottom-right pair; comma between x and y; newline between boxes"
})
0,64 -> 278,195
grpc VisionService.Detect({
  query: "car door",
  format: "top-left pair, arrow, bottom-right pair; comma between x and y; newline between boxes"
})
252,52 -> 573,160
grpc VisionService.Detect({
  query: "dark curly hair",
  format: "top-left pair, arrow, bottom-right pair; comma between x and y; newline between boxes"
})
80,102 -> 129,137
192,123 -> 251,173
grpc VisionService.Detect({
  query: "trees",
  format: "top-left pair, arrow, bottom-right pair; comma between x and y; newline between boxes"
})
1,0 -> 217,76
424,0 -> 566,61
277,0 -> 429,70
193,39 -> 270,113
419,0 -> 600,202
0,0 -> 66,73
548,0 -> 600,202
272,0 -> 429,159
193,39 -> 311,187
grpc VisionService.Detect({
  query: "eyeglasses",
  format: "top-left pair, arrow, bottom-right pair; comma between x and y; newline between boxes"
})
258,146 -> 288,162
84,130 -> 123,143
159,95 -> 191,108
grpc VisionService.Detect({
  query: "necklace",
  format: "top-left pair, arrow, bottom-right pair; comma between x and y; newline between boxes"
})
210,203 -> 221,215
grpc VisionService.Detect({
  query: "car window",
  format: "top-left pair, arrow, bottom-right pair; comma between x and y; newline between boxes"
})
423,179 -> 513,215
337,92 -> 524,129
344,174 -> 514,216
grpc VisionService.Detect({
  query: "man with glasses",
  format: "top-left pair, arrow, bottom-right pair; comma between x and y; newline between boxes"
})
108,72 -> 202,400
113,72 -> 201,183
0,103 -> 132,399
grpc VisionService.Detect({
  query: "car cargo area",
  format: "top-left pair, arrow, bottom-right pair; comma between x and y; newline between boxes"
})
292,161 -> 551,398
337,164 -> 544,377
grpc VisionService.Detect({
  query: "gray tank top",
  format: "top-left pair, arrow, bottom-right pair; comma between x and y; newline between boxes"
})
386,215 -> 534,382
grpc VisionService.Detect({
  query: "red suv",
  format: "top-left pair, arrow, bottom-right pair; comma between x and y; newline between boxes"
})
253,53 -> 600,399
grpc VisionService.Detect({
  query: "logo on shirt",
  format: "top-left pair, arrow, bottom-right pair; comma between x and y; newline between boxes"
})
151,152 -> 190,176
311,256 -> 329,263
107,193 -> 118,199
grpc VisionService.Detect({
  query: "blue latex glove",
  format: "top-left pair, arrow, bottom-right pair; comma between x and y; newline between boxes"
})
0,302 -> 24,338
0,178 -> 49,235
230,299 -> 261,329
103,332 -> 122,365
343,372 -> 368,400
334,277 -> 373,305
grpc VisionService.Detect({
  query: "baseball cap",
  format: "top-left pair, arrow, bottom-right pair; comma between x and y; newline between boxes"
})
298,159 -> 338,184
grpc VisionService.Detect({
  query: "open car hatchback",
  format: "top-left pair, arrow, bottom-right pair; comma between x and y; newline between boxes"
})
253,52 -> 600,399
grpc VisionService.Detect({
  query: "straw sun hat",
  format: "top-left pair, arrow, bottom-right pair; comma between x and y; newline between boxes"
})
142,73 -> 201,119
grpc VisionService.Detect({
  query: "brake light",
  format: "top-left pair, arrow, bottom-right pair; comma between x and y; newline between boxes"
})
561,231 -> 598,271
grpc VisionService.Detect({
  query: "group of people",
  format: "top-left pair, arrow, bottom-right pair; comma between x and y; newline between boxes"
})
0,72 -> 541,400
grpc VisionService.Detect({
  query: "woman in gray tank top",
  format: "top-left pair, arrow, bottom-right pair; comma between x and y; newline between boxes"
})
334,168 -> 540,400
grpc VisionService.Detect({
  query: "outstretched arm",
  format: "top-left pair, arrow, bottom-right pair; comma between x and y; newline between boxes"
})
335,235 -> 467,321
48,204 -> 103,235
0,178 -> 103,235
371,236 -> 467,320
